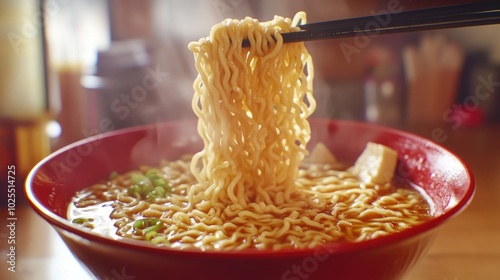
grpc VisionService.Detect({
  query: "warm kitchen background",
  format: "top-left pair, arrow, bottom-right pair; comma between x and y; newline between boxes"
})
2,0 -> 499,182
1,0 -> 499,279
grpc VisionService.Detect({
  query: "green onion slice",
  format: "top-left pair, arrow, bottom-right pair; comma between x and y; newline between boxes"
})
108,171 -> 119,180
133,218 -> 163,234
72,218 -> 94,224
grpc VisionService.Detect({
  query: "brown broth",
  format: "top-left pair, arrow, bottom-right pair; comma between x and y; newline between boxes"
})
67,160 -> 432,249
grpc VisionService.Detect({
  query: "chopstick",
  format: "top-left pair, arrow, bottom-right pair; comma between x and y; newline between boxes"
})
242,1 -> 500,47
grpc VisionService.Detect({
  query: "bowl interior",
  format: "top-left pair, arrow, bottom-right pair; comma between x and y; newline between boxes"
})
26,118 -> 474,252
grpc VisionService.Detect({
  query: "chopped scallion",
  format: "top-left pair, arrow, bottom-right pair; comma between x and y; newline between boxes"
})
108,171 -> 119,180
127,184 -> 141,196
145,231 -> 157,241
127,170 -> 171,200
72,218 -> 94,224
151,235 -> 170,245
131,173 -> 152,187
133,218 -> 163,235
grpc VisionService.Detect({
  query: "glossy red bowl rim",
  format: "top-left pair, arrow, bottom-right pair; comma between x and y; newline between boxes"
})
25,119 -> 475,258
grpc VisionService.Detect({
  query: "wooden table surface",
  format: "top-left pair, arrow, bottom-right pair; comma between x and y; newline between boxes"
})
1,124 -> 499,280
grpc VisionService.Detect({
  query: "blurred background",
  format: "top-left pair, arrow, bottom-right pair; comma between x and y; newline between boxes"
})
1,0 -> 499,185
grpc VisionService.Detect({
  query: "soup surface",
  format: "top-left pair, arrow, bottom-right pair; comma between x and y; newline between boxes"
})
67,154 -> 431,250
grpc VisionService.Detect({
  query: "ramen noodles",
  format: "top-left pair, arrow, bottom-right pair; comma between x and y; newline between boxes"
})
67,13 -> 431,250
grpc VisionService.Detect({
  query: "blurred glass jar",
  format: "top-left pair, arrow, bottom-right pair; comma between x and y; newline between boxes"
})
43,0 -> 110,148
0,0 -> 51,184
81,40 -> 163,132
364,46 -> 404,127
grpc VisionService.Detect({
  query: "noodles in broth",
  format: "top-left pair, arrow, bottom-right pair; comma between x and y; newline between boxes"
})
68,13 -> 430,250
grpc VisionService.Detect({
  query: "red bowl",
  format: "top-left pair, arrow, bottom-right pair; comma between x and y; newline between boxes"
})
25,119 -> 474,280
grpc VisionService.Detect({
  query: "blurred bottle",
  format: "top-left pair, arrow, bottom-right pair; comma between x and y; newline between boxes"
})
364,46 -> 404,127
454,47 -> 500,126
0,0 -> 52,188
43,0 -> 110,149
403,34 -> 464,126
81,40 -> 161,131
490,45 -> 500,123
